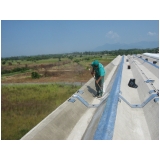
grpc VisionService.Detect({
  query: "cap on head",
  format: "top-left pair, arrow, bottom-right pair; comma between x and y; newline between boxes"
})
93,60 -> 99,67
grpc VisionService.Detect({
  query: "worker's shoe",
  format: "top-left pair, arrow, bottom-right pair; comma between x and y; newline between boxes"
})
94,93 -> 99,97
97,93 -> 102,98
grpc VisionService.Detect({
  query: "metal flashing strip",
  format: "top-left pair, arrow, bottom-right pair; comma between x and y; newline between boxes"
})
119,93 -> 158,108
93,56 -> 124,140
137,56 -> 159,69
68,98 -> 76,103
133,60 -> 158,92
72,93 -> 109,108
77,90 -> 84,95
145,79 -> 155,84
154,97 -> 159,103
149,90 -> 156,94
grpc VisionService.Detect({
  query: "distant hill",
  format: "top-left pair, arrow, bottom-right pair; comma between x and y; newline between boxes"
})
93,41 -> 159,51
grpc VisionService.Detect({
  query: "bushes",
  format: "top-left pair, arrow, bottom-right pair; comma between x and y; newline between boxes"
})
31,72 -> 40,79
74,59 -> 80,63
2,61 -> 6,65
12,67 -> 29,72
1,67 -> 29,75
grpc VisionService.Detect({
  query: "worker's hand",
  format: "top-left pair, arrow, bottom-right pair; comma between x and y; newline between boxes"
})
96,79 -> 99,84
96,76 -> 102,84
91,72 -> 95,78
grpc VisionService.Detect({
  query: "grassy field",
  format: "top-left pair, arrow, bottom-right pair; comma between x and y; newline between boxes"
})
1,55 -> 116,140
1,55 -> 116,83
1,84 -> 80,140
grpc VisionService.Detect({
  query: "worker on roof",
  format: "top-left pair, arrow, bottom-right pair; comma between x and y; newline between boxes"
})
91,60 -> 106,98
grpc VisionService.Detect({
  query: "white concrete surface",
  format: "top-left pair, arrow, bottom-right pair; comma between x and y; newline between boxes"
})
113,100 -> 151,140
21,55 -> 159,140
113,56 -> 154,139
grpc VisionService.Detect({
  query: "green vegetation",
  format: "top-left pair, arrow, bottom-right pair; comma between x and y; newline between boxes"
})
31,72 -> 40,79
1,84 -> 80,140
1,47 -> 158,61
1,53 -> 116,82
1,70 -> 31,77
1,67 -> 30,75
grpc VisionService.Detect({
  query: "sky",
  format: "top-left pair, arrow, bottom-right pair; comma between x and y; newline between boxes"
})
1,20 -> 159,58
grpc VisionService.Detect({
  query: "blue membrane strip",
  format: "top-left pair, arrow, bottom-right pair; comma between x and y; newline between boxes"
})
137,56 -> 159,69
93,56 -> 124,140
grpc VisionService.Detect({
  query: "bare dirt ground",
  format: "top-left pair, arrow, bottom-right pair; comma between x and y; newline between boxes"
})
1,59 -> 110,84
1,63 -> 92,84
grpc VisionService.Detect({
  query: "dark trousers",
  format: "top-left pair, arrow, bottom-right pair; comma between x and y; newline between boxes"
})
95,76 -> 104,95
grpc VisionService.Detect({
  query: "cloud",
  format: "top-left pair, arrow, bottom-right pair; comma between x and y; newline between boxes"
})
147,31 -> 156,36
106,31 -> 119,39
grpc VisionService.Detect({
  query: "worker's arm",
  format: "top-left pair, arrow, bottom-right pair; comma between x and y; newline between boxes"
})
96,76 -> 102,84
91,67 -> 95,77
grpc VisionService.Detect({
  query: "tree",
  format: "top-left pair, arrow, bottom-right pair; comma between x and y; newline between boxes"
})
68,56 -> 73,60
2,61 -> 6,65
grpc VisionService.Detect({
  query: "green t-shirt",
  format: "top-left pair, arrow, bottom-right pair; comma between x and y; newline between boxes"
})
91,62 -> 106,77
